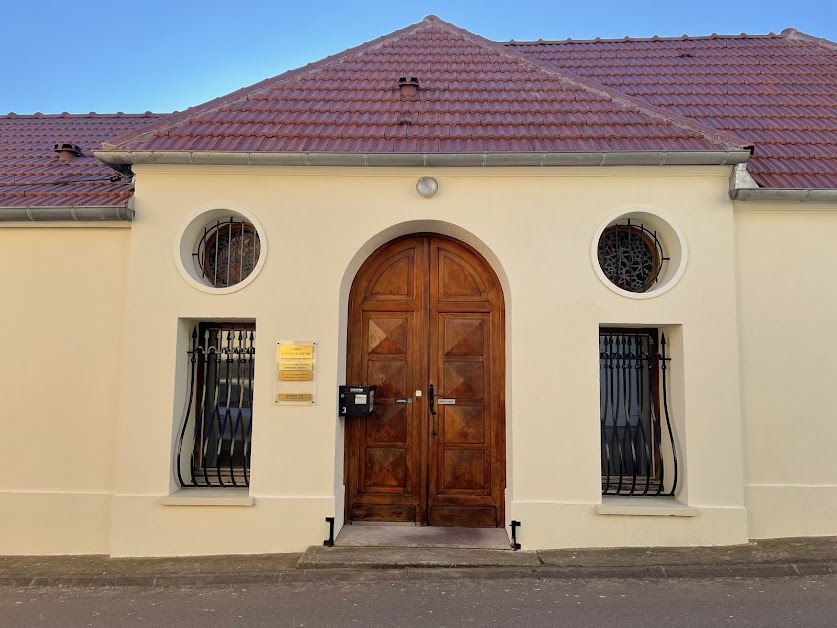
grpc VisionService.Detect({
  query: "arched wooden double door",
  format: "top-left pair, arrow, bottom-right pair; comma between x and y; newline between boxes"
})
345,234 -> 505,527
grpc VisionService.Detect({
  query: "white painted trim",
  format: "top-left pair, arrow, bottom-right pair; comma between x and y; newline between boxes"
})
0,489 -> 113,496
159,488 -> 254,507
597,496 -> 698,517
746,483 -> 837,488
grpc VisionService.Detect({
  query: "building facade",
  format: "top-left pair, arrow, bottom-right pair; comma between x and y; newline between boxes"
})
2,17 -> 837,556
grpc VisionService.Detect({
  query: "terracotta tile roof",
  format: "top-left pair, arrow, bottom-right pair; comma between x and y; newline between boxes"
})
509,29 -> 837,188
105,16 -> 743,156
0,112 -> 162,207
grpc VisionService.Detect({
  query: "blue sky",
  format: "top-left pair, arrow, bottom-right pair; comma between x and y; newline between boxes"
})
5,0 -> 837,114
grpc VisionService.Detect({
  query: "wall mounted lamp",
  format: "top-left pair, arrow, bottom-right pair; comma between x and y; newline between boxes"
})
416,176 -> 438,198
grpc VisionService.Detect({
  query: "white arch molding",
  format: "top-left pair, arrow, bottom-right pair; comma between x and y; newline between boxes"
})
333,220 -> 514,535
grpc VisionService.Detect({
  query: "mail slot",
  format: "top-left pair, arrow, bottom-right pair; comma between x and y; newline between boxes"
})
338,385 -> 376,417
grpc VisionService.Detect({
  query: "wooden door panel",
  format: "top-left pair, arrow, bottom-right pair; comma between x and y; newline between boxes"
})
363,447 -> 408,490
351,504 -> 417,522
368,317 -> 409,355
367,250 -> 416,300
443,317 -> 486,356
428,506 -> 496,527
365,404 -> 408,443
442,361 -> 485,399
428,238 -> 504,528
438,250 -> 489,302
347,234 -> 503,528
442,406 -> 485,444
366,358 -> 408,398
442,449 -> 487,491
346,239 -> 425,524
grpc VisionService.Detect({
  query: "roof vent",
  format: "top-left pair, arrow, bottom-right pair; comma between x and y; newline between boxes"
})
54,142 -> 83,163
398,76 -> 420,101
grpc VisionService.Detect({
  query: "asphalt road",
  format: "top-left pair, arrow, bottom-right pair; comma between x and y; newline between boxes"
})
3,575 -> 836,627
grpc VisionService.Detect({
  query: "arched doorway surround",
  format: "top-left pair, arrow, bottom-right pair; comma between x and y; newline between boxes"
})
345,234 -> 506,527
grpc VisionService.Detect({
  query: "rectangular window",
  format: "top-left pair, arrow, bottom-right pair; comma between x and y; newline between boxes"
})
177,322 -> 255,488
599,328 -> 678,496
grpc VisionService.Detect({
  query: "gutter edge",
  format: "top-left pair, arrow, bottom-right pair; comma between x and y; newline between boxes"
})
93,150 -> 752,169
732,188 -> 837,202
0,206 -> 134,222
729,164 -> 837,203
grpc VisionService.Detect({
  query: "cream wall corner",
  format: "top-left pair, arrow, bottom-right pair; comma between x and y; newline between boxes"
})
734,202 -> 837,539
0,226 -> 129,555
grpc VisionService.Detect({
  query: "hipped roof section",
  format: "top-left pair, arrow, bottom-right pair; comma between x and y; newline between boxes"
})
510,29 -> 837,188
102,16 -> 747,158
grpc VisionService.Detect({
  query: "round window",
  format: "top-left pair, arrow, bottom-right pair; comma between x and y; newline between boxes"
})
591,210 -> 686,299
195,219 -> 261,288
174,206 -> 267,294
597,222 -> 663,293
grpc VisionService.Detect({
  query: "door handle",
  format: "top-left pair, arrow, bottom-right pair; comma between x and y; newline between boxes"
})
428,383 -> 437,437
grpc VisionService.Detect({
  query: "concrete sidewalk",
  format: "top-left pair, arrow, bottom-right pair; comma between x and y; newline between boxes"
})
2,537 -> 836,587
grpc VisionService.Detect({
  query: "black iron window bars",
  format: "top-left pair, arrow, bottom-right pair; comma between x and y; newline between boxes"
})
597,220 -> 669,293
193,218 -> 260,289
177,323 -> 255,488
599,330 -> 679,496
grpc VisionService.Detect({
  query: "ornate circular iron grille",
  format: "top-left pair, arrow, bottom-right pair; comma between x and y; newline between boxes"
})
597,223 -> 663,293
195,218 -> 261,289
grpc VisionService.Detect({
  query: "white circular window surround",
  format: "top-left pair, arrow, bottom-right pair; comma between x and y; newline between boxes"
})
591,207 -> 687,300
174,203 -> 267,294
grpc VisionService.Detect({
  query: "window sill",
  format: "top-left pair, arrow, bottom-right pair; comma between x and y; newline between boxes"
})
159,488 -> 254,507
597,496 -> 697,517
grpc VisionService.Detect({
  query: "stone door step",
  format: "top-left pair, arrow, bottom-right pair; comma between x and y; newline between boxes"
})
334,525 -> 512,550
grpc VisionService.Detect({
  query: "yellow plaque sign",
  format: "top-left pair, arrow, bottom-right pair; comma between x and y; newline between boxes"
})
279,370 -> 313,381
278,344 -> 314,360
278,359 -> 314,371
277,393 -> 314,402
275,341 -> 317,404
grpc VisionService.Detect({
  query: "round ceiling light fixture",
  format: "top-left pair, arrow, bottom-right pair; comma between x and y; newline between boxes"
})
416,176 -> 438,198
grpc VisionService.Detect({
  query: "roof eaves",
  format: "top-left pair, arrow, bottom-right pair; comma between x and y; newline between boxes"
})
732,188 -> 837,202
95,149 -> 751,168
0,205 -> 134,222
729,163 -> 837,201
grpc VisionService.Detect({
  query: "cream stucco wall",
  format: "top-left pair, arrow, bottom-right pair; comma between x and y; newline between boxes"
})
101,164 -> 749,555
734,203 -> 837,539
8,167 -> 837,556
0,225 -> 129,554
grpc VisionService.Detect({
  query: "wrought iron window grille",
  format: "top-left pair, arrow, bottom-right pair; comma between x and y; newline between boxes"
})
176,323 -> 255,488
599,330 -> 679,496
597,220 -> 669,293
193,218 -> 260,289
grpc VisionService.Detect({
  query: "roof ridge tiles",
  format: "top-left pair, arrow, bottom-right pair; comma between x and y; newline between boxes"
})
780,28 -> 837,52
104,15 -> 747,153
2,112 -> 164,119
506,32 -> 783,46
